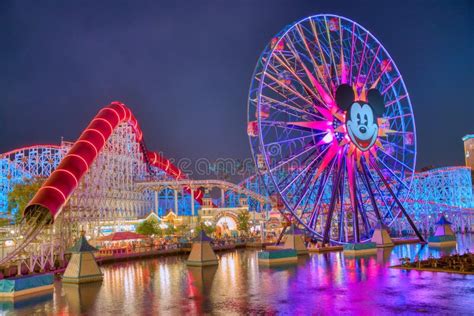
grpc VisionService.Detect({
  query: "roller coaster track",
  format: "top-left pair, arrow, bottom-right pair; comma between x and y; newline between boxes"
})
0,101 -> 203,266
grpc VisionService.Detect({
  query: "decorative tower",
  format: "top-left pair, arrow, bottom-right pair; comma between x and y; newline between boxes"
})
186,230 -> 218,266
428,215 -> 457,247
371,221 -> 394,247
62,231 -> 103,284
462,135 -> 474,170
202,190 -> 213,208
283,224 -> 308,255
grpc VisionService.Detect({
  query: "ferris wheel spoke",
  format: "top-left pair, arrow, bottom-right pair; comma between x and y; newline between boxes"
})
323,16 -> 340,86
382,76 -> 401,95
355,33 -> 369,88
368,157 -> 425,242
379,138 -> 415,155
263,133 -> 324,148
361,45 -> 381,89
372,156 -> 410,191
362,159 -> 398,220
308,156 -> 337,229
294,24 -> 333,94
262,95 -> 322,120
287,121 -> 331,132
337,18 -> 349,84
299,170 -> 324,220
287,157 -> 322,212
384,94 -> 407,108
283,37 -> 335,108
281,144 -> 330,194
370,59 -> 393,89
355,175 -> 372,237
259,77 -> 310,111
266,57 -> 316,101
386,112 -> 412,121
337,172 -> 346,242
309,19 -> 332,90
268,144 -> 318,173
271,52 -> 327,107
263,72 -> 314,108
348,22 -> 356,85
260,86 -> 323,120
359,163 -> 382,221
376,147 -> 414,175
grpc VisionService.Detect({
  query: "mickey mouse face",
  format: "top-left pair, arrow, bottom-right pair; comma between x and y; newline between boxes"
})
335,84 -> 385,151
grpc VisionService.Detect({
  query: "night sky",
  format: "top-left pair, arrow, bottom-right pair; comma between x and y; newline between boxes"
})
0,1 -> 472,175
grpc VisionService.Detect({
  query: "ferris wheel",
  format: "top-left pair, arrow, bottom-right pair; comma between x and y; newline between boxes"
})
247,14 -> 424,244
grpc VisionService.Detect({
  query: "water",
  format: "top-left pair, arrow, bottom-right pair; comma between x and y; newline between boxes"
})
2,235 -> 474,315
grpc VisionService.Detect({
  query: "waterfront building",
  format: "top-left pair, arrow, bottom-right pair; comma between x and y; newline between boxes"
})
462,134 -> 474,171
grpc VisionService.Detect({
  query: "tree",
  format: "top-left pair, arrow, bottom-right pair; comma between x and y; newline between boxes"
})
136,220 -> 157,236
164,224 -> 176,236
236,210 -> 251,236
7,177 -> 45,224
176,224 -> 189,236
135,217 -> 162,236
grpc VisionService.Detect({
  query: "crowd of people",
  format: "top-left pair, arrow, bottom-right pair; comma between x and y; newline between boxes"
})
94,234 -> 259,257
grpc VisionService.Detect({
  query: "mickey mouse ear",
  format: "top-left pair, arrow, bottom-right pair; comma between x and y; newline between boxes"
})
367,89 -> 385,117
335,84 -> 354,110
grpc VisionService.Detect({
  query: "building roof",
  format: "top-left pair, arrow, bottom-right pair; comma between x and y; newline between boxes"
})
435,215 -> 452,226
462,134 -> 474,142
374,220 -> 389,230
140,210 -> 161,221
192,230 -> 213,242
68,231 -> 98,253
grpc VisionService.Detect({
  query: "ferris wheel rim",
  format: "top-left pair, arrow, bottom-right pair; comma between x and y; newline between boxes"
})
249,14 -> 418,243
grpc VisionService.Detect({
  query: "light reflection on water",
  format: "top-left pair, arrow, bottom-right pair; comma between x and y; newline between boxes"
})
2,234 -> 473,315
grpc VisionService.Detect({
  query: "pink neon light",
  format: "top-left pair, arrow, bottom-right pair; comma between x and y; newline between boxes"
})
340,62 -> 348,84
300,62 -> 335,108
288,121 -> 332,131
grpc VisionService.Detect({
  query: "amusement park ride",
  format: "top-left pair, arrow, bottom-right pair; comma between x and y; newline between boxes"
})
247,14 -> 473,244
0,14 -> 472,272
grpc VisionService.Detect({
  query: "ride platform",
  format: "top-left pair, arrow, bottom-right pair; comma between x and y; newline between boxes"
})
258,249 -> 298,265
343,242 -> 377,256
428,235 -> 457,247
308,245 -> 343,253
0,274 -> 54,299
